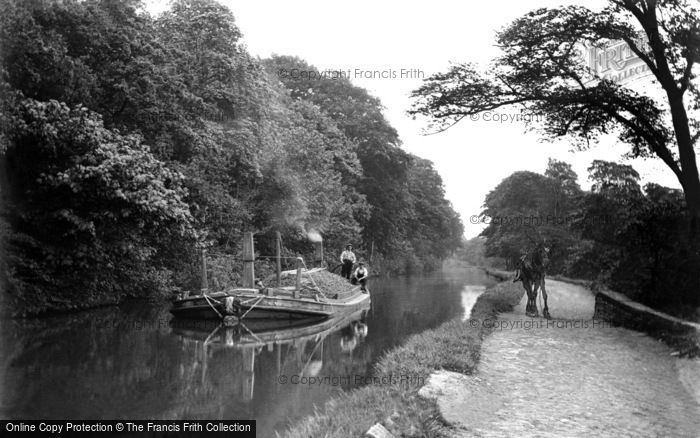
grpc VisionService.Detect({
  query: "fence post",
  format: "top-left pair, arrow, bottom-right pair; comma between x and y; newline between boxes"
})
201,249 -> 208,293
276,231 -> 282,287
242,232 -> 255,289
295,257 -> 302,299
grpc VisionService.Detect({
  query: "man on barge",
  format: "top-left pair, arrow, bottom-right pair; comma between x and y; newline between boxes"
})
351,261 -> 369,292
340,244 -> 356,279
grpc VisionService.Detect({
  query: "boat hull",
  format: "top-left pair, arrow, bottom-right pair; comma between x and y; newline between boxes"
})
170,286 -> 370,321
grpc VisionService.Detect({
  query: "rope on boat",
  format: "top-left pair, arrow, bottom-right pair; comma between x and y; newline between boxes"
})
299,259 -> 320,292
204,294 -> 222,305
299,259 -> 328,300
299,259 -> 338,311
239,295 -> 265,320
203,292 -> 223,319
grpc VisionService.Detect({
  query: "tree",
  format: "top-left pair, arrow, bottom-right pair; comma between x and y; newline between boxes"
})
480,168 -> 582,273
2,98 -> 197,314
587,159 -> 644,199
565,161 -> 643,278
405,158 -> 464,264
0,0 -> 197,156
545,158 -> 581,195
545,158 -> 582,218
263,56 -> 413,256
252,97 -> 365,252
410,0 -> 700,219
264,56 -> 466,270
481,172 -> 553,266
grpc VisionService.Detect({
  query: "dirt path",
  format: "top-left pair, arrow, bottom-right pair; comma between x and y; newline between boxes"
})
421,280 -> 700,437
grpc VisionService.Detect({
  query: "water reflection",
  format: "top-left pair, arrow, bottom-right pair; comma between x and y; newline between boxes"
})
338,321 -> 368,353
170,309 -> 370,402
461,285 -> 487,321
0,267 -> 496,436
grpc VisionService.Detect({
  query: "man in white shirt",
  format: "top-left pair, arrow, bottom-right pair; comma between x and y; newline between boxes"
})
351,261 -> 369,292
340,244 -> 356,279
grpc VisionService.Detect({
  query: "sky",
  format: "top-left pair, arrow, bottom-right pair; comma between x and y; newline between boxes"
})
147,0 -> 684,237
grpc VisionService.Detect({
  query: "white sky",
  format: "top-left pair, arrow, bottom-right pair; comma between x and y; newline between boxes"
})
147,0 -> 685,237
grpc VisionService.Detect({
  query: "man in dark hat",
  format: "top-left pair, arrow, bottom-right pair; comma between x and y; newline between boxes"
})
340,244 -> 356,279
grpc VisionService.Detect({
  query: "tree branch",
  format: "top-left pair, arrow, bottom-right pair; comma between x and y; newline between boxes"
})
604,106 -> 682,180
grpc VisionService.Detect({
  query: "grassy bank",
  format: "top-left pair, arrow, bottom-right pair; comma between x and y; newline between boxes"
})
284,281 -> 524,437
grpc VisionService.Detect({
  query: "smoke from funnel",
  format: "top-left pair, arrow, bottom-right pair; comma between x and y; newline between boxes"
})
307,229 -> 323,242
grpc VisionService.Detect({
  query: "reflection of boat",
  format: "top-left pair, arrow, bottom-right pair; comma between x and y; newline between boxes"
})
172,303 -> 370,405
171,304 -> 370,348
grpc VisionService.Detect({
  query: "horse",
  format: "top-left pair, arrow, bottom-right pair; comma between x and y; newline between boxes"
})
513,243 -> 551,319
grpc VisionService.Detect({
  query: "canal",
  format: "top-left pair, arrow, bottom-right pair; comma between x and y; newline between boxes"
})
0,266 -> 496,436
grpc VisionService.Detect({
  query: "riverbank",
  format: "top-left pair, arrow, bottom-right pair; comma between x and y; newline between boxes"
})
284,280 -> 523,437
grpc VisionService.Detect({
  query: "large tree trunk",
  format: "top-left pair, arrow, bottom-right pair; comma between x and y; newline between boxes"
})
639,3 -> 700,220
641,69 -> 699,231
667,93 -> 700,221
683,179 -> 700,222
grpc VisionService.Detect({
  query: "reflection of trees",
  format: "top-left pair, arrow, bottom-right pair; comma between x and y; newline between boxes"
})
3,305 -> 190,418
1,305 -> 260,419
367,274 -> 466,354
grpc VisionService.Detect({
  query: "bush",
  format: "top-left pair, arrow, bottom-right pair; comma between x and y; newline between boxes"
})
2,99 -> 198,315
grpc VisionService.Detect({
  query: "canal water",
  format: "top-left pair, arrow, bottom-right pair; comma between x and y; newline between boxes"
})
0,266 -> 496,436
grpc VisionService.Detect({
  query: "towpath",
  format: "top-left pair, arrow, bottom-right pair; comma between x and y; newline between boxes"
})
421,280 -> 700,437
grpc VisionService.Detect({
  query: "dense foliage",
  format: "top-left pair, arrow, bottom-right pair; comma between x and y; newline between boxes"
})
0,0 -> 463,315
480,159 -> 700,318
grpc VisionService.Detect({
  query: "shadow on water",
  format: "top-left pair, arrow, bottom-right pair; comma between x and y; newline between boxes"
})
0,266 -> 496,436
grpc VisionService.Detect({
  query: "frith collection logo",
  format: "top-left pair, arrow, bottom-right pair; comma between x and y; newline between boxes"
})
577,32 -> 655,85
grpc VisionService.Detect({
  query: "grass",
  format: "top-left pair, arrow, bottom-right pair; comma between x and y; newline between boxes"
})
283,281 -> 524,437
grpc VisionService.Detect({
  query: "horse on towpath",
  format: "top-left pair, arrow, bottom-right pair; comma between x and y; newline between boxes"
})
513,242 -> 551,319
